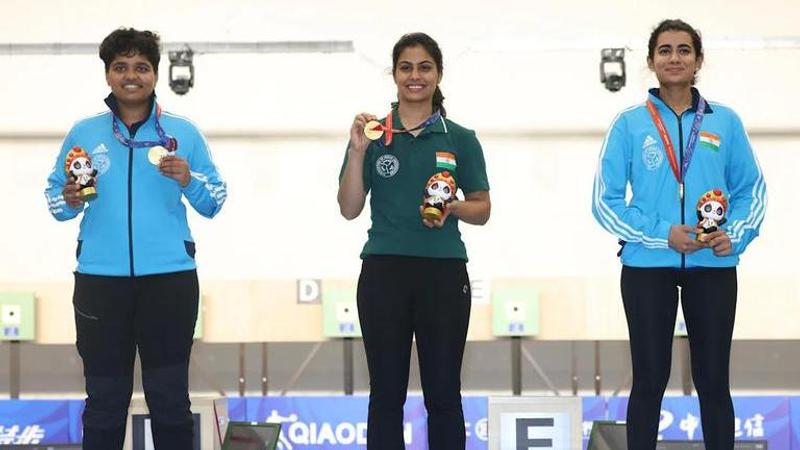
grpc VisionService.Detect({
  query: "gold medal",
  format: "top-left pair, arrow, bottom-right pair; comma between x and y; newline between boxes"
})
364,120 -> 384,141
148,146 -> 168,165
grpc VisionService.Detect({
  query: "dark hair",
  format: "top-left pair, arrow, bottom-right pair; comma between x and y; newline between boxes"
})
391,32 -> 446,117
647,19 -> 703,84
99,28 -> 161,74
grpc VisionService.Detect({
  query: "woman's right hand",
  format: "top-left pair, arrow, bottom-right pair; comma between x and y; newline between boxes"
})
339,113 -> 374,220
668,224 -> 703,254
62,179 -> 84,209
349,112 -> 377,156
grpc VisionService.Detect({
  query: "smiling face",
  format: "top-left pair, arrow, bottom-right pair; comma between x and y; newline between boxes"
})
648,30 -> 702,88
393,45 -> 442,107
105,52 -> 157,107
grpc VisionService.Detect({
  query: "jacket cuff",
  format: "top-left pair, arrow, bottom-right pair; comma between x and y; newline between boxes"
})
181,176 -> 203,197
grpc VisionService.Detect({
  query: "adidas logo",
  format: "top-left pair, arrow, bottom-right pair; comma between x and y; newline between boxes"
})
92,143 -> 109,154
643,135 -> 657,149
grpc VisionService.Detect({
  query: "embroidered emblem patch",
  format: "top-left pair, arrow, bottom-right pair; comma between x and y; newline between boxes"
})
642,135 -> 663,171
91,143 -> 111,175
375,154 -> 400,178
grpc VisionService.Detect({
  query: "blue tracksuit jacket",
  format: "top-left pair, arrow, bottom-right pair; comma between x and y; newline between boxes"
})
45,97 -> 226,276
592,88 -> 766,268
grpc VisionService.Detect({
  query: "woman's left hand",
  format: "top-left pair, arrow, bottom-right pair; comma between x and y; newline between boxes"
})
420,201 -> 456,228
159,155 -> 191,187
704,230 -> 732,256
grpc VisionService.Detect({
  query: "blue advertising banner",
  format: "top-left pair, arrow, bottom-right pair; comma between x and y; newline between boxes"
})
608,396 -> 790,448
2,395 -> 798,448
228,397 -> 247,422
790,397 -> 800,449
462,396 -> 489,449
67,399 -> 83,444
0,400 -> 70,445
582,396 -> 607,450
245,396 -> 489,450
247,396 -> 367,448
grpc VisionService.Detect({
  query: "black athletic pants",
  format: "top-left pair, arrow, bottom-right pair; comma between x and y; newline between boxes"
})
357,255 -> 472,450
73,269 -> 199,450
621,266 -> 737,450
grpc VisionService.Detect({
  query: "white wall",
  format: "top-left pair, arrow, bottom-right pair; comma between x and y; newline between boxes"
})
2,0 -> 799,283
2,0 -> 799,133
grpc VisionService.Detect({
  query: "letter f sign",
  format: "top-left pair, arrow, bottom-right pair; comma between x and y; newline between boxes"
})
516,418 -> 554,449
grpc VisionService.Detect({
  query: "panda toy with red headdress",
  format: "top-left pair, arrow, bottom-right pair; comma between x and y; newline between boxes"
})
695,188 -> 728,243
65,146 -> 98,202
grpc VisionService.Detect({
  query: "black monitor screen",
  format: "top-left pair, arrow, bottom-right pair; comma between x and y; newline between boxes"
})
223,422 -> 281,450
588,421 -> 627,450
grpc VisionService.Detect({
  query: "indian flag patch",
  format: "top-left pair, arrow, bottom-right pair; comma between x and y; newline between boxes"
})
699,131 -> 721,151
436,152 -> 456,170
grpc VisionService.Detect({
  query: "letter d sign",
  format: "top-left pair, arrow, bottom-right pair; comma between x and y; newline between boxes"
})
297,279 -> 321,304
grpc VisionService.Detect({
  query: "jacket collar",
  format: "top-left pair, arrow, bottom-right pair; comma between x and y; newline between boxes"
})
647,87 -> 713,115
104,93 -> 157,135
389,105 -> 447,136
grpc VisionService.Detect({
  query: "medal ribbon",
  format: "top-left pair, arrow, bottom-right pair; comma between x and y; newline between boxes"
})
368,110 -> 441,146
645,95 -> 706,198
112,103 -> 174,149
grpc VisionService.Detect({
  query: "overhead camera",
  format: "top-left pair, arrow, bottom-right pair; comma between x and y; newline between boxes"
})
168,49 -> 194,95
600,48 -> 626,92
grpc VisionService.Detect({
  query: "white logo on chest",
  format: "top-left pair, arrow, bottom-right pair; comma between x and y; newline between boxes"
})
92,143 -> 111,175
642,135 -> 663,171
375,154 -> 400,178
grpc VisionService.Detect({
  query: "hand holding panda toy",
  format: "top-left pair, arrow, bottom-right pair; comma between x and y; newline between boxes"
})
65,146 -> 98,202
696,188 -> 728,243
422,171 -> 457,223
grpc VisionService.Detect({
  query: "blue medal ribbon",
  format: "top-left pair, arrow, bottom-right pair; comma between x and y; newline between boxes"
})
646,95 -> 706,198
682,96 -> 706,179
111,104 -> 177,150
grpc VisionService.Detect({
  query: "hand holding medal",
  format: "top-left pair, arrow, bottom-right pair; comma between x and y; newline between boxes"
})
147,145 -> 169,165
153,138 -> 189,187
349,113 -> 377,156
147,136 -> 178,164
147,137 -> 188,186
158,155 -> 190,187
364,115 -> 394,146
